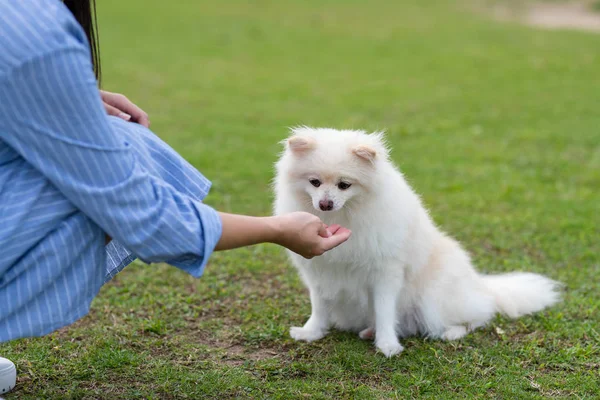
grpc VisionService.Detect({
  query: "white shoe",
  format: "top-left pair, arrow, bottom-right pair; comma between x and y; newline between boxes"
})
0,357 -> 16,395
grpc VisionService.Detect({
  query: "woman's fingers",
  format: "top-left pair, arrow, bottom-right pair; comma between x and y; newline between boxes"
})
100,91 -> 150,127
320,226 -> 352,251
103,102 -> 131,121
318,223 -> 331,238
326,224 -> 342,235
107,94 -> 149,127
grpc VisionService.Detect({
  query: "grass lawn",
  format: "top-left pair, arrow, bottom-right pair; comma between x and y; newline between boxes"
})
2,0 -> 599,398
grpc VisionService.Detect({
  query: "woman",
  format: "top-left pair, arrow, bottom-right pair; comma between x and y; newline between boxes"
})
0,0 -> 350,350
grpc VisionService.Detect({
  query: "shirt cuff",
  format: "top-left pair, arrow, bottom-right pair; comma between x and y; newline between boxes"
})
104,239 -> 138,283
167,203 -> 222,278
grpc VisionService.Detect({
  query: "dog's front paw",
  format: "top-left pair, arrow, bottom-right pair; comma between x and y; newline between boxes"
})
375,339 -> 404,357
290,326 -> 326,342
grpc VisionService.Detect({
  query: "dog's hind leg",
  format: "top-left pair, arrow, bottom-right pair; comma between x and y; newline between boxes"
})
358,327 -> 375,340
441,325 -> 468,341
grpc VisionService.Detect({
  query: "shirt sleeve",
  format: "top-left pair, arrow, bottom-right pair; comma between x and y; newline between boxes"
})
0,34 -> 222,277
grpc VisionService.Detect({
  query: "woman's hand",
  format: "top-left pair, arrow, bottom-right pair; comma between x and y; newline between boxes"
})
100,90 -> 150,128
273,212 -> 351,259
215,212 -> 351,259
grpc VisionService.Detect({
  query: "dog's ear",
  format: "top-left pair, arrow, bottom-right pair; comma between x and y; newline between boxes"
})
287,136 -> 316,153
352,145 -> 377,162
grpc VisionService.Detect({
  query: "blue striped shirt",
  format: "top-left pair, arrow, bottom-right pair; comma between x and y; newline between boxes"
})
0,0 -> 223,342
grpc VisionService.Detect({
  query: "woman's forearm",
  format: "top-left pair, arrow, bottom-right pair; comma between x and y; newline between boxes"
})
104,214 -> 278,251
215,212 -> 281,251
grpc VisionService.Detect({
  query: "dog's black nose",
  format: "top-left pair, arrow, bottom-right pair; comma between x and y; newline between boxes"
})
319,200 -> 334,211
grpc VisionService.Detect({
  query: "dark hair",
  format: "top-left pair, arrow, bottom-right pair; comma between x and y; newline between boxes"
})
64,0 -> 101,85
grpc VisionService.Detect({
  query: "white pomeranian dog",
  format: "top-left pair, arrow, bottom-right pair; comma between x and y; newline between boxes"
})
273,127 -> 561,357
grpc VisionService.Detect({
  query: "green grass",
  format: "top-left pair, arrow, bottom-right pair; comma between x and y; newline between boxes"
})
2,0 -> 600,398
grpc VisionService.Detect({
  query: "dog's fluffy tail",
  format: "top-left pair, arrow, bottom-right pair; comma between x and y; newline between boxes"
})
481,272 -> 561,318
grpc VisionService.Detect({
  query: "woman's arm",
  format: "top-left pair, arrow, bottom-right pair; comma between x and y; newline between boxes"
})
105,212 -> 352,258
107,212 -> 351,259
216,212 -> 351,258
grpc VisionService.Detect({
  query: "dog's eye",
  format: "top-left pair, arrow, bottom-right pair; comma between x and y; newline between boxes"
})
337,182 -> 352,190
309,179 -> 321,188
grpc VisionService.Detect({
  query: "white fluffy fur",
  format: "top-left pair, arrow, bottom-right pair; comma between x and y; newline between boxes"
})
273,127 -> 561,357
